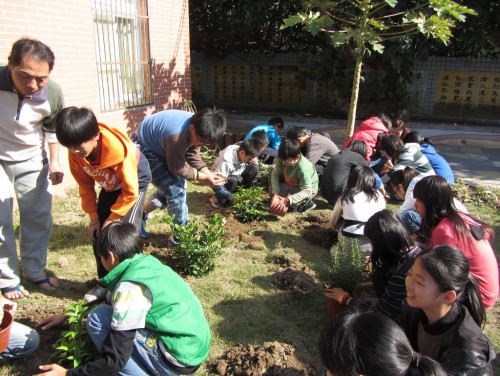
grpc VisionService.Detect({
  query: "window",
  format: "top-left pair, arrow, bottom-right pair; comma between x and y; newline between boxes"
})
93,0 -> 152,111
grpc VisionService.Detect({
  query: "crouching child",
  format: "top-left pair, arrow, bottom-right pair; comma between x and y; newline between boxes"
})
270,139 -> 319,215
37,222 -> 211,376
210,138 -> 261,207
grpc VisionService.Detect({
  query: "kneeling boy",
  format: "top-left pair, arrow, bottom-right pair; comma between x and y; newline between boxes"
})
37,222 -> 211,375
270,139 -> 319,214
210,138 -> 261,207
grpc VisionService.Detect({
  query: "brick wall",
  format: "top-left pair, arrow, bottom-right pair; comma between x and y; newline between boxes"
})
0,0 -> 192,132
1,0 -> 192,193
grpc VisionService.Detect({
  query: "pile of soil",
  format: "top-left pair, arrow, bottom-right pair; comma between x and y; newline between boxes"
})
301,226 -> 337,249
209,341 -> 318,376
270,268 -> 320,296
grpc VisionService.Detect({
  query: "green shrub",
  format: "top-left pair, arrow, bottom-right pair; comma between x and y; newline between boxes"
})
52,301 -> 97,368
232,186 -> 268,223
328,238 -> 365,290
255,163 -> 272,187
165,214 -> 226,277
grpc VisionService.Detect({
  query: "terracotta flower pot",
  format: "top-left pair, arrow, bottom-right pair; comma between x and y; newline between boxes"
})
326,297 -> 346,318
0,310 -> 13,352
269,195 -> 288,216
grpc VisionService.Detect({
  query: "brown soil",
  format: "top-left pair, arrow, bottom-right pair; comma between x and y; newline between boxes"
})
208,341 -> 318,375
1,299 -> 67,375
270,268 -> 320,296
3,205 -> 328,375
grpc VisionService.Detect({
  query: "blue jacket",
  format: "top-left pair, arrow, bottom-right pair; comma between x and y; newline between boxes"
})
421,144 -> 455,185
245,124 -> 281,150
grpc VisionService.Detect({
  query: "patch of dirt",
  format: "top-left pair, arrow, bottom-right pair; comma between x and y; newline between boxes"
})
270,253 -> 302,269
270,268 -> 320,296
302,225 -> 337,249
223,214 -> 270,250
2,301 -> 66,375
208,341 -> 318,376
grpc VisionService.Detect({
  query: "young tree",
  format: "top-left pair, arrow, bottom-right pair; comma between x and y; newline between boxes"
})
282,0 -> 476,139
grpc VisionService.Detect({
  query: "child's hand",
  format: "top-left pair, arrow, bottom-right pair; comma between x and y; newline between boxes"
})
0,297 -> 17,312
37,313 -> 67,330
87,219 -> 100,240
269,195 -> 289,216
380,159 -> 393,175
324,287 -> 350,304
36,364 -> 67,375
207,173 -> 226,188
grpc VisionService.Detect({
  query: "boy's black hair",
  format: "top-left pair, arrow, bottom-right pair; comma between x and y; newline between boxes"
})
8,38 -> 55,71
286,126 -> 312,140
346,139 -> 367,158
380,134 -> 404,158
97,222 -> 143,262
250,129 -> 269,148
191,107 -> 227,143
268,116 -> 284,130
56,107 -> 99,147
238,138 -> 261,157
403,131 -> 424,145
278,139 -> 301,160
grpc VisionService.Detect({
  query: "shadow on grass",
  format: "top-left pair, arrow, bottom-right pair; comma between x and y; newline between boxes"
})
211,283 -> 326,370
48,223 -> 88,251
21,276 -> 92,302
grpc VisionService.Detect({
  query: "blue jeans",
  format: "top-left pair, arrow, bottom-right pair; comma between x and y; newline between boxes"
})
0,322 -> 39,360
369,154 -> 387,175
400,210 -> 422,234
87,305 -> 182,376
142,149 -> 188,226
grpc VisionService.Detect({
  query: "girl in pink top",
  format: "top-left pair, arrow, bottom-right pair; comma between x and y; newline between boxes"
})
412,176 -> 499,308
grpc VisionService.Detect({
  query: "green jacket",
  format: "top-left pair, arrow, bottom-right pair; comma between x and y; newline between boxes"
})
101,254 -> 211,366
271,155 -> 319,205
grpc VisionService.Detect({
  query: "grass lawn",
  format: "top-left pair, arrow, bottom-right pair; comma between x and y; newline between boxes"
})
1,179 -> 498,375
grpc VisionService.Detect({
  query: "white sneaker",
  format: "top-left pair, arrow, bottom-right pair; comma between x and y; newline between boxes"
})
84,285 -> 108,303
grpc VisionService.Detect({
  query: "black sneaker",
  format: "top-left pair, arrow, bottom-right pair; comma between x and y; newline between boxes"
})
296,200 -> 316,214
84,285 -> 108,303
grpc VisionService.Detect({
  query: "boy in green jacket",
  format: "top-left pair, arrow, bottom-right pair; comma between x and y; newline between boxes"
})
270,139 -> 319,215
37,222 -> 211,376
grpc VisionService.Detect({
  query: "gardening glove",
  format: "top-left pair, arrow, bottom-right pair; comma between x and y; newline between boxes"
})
324,287 -> 351,305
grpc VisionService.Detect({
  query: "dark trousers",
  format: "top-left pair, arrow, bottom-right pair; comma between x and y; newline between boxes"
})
93,188 -> 147,278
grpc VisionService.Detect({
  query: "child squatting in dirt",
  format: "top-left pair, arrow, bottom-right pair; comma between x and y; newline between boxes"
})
35,222 -> 211,376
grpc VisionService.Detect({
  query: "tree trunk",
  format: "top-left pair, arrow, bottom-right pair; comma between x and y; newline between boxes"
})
345,52 -> 364,140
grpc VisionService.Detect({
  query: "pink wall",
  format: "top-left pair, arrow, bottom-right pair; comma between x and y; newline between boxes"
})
0,0 -> 192,131
1,0 -> 192,194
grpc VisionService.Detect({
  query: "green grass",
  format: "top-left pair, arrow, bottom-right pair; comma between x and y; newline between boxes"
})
2,182 -> 499,375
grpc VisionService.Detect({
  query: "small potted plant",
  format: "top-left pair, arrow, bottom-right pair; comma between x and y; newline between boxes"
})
324,238 -> 365,317
0,308 -> 13,352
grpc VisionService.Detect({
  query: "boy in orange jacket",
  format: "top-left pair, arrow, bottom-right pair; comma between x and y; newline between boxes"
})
55,107 -> 151,302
